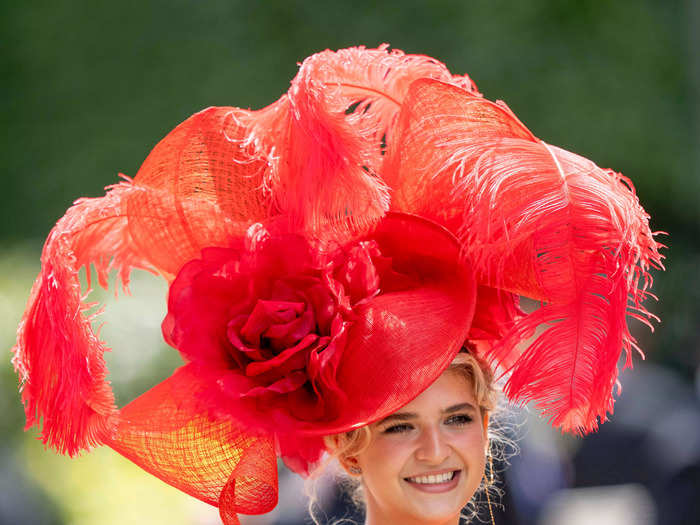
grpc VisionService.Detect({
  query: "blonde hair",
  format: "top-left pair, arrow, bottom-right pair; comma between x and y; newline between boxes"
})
308,348 -> 503,524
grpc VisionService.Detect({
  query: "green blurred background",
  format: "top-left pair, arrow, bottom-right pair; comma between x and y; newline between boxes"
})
1,1 -> 698,524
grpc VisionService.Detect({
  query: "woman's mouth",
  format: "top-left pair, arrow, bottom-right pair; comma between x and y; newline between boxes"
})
403,470 -> 461,493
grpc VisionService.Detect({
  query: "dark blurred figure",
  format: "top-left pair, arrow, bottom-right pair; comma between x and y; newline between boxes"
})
657,462 -> 700,525
572,363 -> 700,525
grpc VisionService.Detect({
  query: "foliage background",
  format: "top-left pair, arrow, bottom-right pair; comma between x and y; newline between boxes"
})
1,1 -> 698,524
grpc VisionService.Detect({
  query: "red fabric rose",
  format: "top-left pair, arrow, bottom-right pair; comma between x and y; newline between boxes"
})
162,229 -> 393,469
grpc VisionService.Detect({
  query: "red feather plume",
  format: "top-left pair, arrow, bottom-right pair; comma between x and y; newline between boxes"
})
385,79 -> 663,433
12,180 -> 150,455
11,105 -> 283,455
266,45 -> 479,235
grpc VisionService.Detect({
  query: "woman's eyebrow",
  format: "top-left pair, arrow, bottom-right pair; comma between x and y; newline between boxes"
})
378,412 -> 418,424
443,402 -> 477,414
377,402 -> 477,425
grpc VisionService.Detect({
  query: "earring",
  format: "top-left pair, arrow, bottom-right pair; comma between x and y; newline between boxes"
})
485,449 -> 496,525
348,465 -> 362,475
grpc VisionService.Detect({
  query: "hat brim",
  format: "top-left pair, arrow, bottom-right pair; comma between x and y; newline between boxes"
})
303,212 -> 478,434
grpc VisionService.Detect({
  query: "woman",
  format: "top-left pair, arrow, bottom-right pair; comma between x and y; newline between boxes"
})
321,351 -> 497,525
12,46 -> 662,525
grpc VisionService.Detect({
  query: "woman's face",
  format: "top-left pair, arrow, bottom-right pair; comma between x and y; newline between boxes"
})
353,370 -> 488,525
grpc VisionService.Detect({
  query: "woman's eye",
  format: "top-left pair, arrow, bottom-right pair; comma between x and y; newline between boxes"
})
383,423 -> 413,434
445,414 -> 472,426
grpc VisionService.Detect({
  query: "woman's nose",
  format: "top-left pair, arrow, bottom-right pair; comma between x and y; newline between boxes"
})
415,425 -> 450,464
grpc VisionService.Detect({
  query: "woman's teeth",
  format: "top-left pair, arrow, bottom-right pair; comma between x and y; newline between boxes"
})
406,471 -> 456,484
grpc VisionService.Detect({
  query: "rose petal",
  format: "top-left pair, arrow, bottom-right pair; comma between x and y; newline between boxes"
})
306,319 -> 348,413
323,270 -> 351,314
318,317 -> 348,373
227,316 -> 271,363
242,370 -> 307,397
305,283 -> 336,335
245,333 -> 318,378
264,304 -> 316,351
165,255 -> 249,367
216,369 -> 260,398
241,300 -> 305,346
271,277 -> 315,301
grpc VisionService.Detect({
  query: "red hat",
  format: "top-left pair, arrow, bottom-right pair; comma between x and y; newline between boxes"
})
12,45 -> 663,524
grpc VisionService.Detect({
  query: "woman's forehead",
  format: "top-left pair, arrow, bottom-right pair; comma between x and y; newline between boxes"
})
388,370 -> 477,417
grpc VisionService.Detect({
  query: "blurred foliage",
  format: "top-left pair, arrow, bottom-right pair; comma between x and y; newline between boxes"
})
1,0 -> 698,523
23,439 -> 220,525
0,245 -> 196,524
85,268 -> 182,407
0,245 -> 39,448
1,0 -> 696,239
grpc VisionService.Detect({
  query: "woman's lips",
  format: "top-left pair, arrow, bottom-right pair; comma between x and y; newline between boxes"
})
403,470 -> 461,493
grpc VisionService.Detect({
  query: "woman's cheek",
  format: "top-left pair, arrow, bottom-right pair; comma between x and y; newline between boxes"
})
361,433 -> 412,474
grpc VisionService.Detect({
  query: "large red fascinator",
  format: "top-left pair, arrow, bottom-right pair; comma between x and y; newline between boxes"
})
12,45 -> 663,523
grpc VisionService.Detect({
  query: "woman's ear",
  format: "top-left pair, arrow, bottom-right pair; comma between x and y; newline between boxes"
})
339,455 -> 363,477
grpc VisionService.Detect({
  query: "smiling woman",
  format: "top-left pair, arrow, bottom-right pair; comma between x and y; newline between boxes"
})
11,45 -> 662,525
322,351 -> 498,525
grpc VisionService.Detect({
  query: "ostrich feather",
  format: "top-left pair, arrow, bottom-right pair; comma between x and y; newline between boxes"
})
385,79 -> 663,433
12,180 -> 150,455
292,44 -> 478,152
12,106 -> 278,455
266,45 -> 478,235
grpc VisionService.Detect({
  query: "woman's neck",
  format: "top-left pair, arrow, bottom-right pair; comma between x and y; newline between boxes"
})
363,501 -> 462,525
